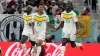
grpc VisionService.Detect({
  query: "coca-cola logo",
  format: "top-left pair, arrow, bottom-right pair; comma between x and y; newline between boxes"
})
5,42 -> 31,56
46,43 -> 62,56
5,42 -> 62,56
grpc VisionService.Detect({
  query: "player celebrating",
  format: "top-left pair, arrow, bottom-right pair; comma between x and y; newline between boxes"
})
52,1 -> 83,56
32,4 -> 50,56
21,5 -> 37,56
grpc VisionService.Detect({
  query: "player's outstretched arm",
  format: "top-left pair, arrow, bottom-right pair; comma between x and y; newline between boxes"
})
75,22 -> 79,30
75,22 -> 79,34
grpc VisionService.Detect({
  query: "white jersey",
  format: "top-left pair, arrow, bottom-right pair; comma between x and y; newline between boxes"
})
22,13 -> 33,35
61,11 -> 78,34
32,13 -> 49,33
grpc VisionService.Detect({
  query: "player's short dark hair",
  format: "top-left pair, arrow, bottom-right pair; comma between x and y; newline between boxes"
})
64,1 -> 73,11
24,5 -> 32,12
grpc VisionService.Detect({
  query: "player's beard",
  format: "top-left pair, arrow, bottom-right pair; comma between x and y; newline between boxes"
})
66,8 -> 72,13
40,11 -> 43,14
65,4 -> 72,12
38,11 -> 44,15
27,11 -> 31,15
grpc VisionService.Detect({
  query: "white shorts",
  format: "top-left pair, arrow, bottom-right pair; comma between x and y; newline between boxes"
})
62,31 -> 76,41
34,30 -> 46,41
22,28 -> 33,36
22,28 -> 46,42
22,28 -> 37,42
27,33 -> 45,43
27,34 -> 37,42
22,33 -> 45,42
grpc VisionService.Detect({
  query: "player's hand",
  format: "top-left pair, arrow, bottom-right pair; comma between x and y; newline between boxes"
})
52,29 -> 57,32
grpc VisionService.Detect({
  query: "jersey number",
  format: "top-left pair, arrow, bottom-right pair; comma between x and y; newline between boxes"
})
37,22 -> 42,26
66,20 -> 70,23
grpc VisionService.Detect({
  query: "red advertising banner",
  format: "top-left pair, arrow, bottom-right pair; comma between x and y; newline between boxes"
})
0,42 -> 100,56
0,42 -> 61,56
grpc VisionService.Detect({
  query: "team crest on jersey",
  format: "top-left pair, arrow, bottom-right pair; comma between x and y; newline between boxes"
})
34,15 -> 46,22
62,13 -> 72,19
0,15 -> 24,41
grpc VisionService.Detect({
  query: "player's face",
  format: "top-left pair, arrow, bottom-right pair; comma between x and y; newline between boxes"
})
65,3 -> 72,13
26,7 -> 32,13
37,5 -> 44,13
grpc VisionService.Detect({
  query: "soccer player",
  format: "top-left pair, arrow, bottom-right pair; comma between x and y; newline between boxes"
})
21,6 -> 36,56
32,4 -> 50,56
52,2 -> 83,56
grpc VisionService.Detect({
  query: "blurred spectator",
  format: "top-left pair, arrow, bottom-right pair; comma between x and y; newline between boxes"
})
58,0 -> 63,7
8,0 -> 16,7
84,0 -> 88,6
0,2 -> 4,14
15,0 -> 24,9
51,0 -> 58,15
25,0 -> 40,13
47,7 -> 52,15
23,0 -> 27,6
46,35 -> 55,42
40,0 -> 48,11
63,0 -> 72,4
54,7 -> 64,28
47,0 -> 59,28
26,0 -> 35,6
30,5 -> 37,13
15,7 -> 24,15
34,0 -> 40,6
3,5 -> 15,14
46,0 -> 52,7
81,7 -> 90,15
1,0 -> 7,10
